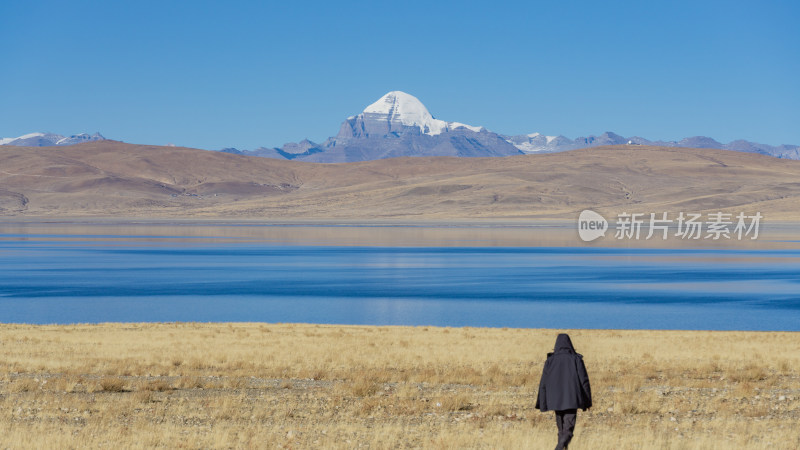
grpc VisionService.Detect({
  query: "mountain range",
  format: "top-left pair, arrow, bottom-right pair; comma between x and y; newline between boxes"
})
223,91 -> 800,162
504,131 -> 800,160
0,132 -> 106,147
3,92 -> 798,161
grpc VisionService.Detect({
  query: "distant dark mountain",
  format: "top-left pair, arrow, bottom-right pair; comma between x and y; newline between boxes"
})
223,139 -> 325,160
723,140 -> 800,159
576,131 -> 629,147
674,136 -> 724,149
0,132 -> 106,147
277,139 -> 325,160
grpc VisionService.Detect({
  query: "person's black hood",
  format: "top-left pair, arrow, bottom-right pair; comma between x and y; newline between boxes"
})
554,333 -> 575,354
536,332 -> 592,411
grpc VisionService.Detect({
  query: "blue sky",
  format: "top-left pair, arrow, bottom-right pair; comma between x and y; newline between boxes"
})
1,0 -> 798,149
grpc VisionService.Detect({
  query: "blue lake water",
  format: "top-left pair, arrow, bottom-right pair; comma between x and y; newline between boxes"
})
2,228 -> 800,330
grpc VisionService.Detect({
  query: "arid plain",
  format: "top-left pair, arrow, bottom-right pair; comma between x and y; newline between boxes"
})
3,141 -> 800,220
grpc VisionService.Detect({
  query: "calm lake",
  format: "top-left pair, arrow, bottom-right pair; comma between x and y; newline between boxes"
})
2,222 -> 800,330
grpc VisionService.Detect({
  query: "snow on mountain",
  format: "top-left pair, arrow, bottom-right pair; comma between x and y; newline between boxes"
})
448,121 -> 483,133
504,133 -> 576,153
0,132 -> 106,147
243,91 -> 519,162
16,132 -> 46,140
1,132 -> 64,147
362,91 -> 446,135
503,130 -> 800,160
239,91 -> 798,162
54,133 -> 106,146
358,91 -> 483,136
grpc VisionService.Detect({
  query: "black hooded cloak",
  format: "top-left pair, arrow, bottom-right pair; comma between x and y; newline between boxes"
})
535,333 -> 592,412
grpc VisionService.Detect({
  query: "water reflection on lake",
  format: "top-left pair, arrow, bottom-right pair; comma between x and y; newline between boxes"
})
1,222 -> 800,330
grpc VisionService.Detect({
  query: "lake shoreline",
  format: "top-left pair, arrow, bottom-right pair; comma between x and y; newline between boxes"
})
3,219 -> 800,249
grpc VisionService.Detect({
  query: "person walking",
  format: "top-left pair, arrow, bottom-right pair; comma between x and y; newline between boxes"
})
535,333 -> 592,450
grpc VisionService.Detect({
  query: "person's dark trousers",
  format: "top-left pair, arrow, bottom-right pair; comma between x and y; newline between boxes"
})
554,409 -> 577,450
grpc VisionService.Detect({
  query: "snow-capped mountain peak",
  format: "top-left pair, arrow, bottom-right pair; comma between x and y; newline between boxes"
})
364,91 -> 435,122
0,132 -> 106,147
358,91 -> 481,136
17,132 -> 46,140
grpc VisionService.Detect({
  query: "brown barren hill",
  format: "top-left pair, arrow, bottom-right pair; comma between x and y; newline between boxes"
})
2,140 -> 800,219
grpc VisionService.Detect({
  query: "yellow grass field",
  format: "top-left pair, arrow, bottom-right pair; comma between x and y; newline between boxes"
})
1,323 -> 798,449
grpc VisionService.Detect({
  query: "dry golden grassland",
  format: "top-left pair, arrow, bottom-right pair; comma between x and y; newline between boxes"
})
1,323 -> 798,449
